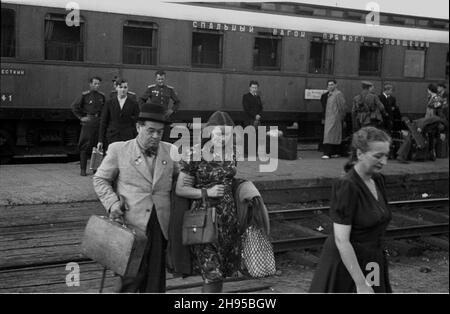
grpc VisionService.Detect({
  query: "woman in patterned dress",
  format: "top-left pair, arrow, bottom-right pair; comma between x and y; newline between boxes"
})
176,111 -> 241,293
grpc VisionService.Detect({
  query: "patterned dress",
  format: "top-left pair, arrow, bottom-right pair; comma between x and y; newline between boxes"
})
179,145 -> 242,283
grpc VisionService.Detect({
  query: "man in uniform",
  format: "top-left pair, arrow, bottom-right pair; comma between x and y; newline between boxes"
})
352,81 -> 387,132
71,76 -> 105,176
139,70 -> 180,141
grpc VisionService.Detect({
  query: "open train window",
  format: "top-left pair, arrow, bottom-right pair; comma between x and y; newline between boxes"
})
253,33 -> 281,70
359,42 -> 382,76
44,13 -> 84,61
191,30 -> 223,68
309,37 -> 334,74
123,21 -> 158,65
1,8 -> 16,58
404,47 -> 426,78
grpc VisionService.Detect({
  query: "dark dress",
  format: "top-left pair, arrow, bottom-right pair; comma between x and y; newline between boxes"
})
309,168 -> 392,293
179,145 -> 242,283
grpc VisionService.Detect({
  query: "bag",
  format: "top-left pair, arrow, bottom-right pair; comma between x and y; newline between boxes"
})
80,215 -> 147,278
182,189 -> 218,245
241,225 -> 276,278
90,147 -> 104,171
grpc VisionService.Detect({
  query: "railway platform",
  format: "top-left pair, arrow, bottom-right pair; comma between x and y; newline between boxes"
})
0,151 -> 448,206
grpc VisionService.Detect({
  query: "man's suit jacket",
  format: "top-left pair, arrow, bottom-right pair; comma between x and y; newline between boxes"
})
93,139 -> 179,239
99,97 -> 140,145
242,92 -> 263,126
379,93 -> 402,131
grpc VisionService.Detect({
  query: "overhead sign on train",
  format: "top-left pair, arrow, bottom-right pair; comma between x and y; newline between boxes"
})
1,68 -> 26,76
193,21 -> 430,47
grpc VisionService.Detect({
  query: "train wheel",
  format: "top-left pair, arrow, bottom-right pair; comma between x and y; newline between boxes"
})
0,130 -> 15,164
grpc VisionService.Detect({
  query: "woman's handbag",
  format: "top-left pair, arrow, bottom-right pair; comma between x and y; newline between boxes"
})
241,225 -> 276,278
182,189 -> 218,245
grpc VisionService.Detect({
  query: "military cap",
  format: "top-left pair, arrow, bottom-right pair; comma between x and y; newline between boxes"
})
361,81 -> 374,88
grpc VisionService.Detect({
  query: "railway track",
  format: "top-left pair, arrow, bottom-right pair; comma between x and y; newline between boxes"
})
0,197 -> 448,293
270,198 -> 449,252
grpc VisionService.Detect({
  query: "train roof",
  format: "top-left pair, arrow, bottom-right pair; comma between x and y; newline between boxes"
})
2,0 -> 449,43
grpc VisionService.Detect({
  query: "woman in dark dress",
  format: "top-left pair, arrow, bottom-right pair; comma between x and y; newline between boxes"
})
176,111 -> 241,293
310,126 -> 392,293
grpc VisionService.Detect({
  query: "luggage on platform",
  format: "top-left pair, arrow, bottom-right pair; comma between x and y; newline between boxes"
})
81,215 -> 147,278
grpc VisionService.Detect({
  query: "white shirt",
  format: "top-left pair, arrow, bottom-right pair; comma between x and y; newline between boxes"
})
117,96 -> 127,110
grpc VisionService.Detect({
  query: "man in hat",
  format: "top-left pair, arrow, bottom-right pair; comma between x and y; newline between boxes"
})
93,102 -> 179,293
352,81 -> 387,132
71,76 -> 106,176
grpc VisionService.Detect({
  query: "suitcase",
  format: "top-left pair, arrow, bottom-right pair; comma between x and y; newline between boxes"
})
277,136 -> 298,160
405,120 -> 427,149
89,147 -> 104,171
81,215 -> 147,278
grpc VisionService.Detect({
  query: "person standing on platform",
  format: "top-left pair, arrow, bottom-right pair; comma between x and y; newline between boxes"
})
321,79 -> 346,159
310,127 -> 392,293
352,81 -> 387,132
379,84 -> 402,135
109,76 -> 136,102
97,78 -> 140,152
139,70 -> 180,141
242,80 -> 263,127
71,76 -> 105,176
93,103 -> 178,293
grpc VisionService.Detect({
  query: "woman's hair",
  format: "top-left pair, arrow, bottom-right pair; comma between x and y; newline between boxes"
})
428,83 -> 438,94
201,111 -> 236,147
344,127 -> 391,172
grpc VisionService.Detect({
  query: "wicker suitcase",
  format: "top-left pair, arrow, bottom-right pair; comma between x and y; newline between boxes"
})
81,215 -> 147,278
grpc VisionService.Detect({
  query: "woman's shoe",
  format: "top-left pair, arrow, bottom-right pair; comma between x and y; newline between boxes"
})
201,281 -> 223,293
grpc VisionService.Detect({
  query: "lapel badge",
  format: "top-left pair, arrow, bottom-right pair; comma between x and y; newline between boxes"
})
162,160 -> 167,165
135,155 -> 143,165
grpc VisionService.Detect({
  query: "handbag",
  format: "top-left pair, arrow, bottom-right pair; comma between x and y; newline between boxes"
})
241,225 -> 276,278
182,188 -> 218,245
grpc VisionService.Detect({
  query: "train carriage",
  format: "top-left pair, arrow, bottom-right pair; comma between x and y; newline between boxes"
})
0,0 -> 448,162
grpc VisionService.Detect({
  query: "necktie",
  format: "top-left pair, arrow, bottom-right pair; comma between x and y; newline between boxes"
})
144,146 -> 158,158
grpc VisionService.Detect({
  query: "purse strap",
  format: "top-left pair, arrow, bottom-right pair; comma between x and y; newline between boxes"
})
201,188 -> 209,207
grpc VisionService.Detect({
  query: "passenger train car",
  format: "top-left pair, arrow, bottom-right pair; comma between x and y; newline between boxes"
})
0,1 -> 448,161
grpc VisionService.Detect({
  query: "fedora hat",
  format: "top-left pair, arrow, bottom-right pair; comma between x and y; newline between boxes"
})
138,102 -> 171,124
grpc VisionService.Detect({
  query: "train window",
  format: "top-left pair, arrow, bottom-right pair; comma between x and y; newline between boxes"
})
430,20 -> 449,30
404,48 -> 426,78
309,38 -> 334,74
346,11 -> 364,21
253,33 -> 281,70
391,16 -> 415,26
261,3 -> 277,11
417,19 -> 430,27
192,30 -> 223,68
330,10 -> 345,18
359,42 -> 382,76
123,21 -> 158,65
44,14 -> 84,61
1,9 -> 15,58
